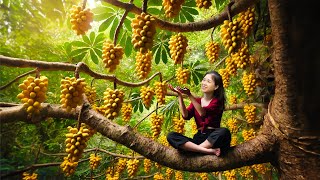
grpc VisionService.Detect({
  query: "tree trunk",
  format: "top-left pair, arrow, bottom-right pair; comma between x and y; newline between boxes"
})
268,0 -> 320,179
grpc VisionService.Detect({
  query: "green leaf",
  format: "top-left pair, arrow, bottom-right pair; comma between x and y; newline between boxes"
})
90,49 -> 99,64
93,33 -> 105,45
93,48 -> 102,58
183,7 -> 199,15
70,48 -> 89,57
139,101 -> 143,113
73,52 -> 87,62
182,8 -> 194,22
92,6 -> 114,14
82,35 -> 91,44
71,41 -> 89,47
109,17 -> 119,40
98,15 -> 115,32
161,46 -> 168,64
124,35 -> 133,57
123,18 -> 132,31
154,45 -> 161,64
192,71 -> 200,85
147,7 -> 161,14
64,42 -> 72,54
89,31 -> 95,42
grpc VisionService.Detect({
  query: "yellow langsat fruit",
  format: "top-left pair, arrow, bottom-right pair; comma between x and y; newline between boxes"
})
173,115 -> 185,134
175,171 -> 183,180
242,128 -> 255,141
218,69 -> 230,88
252,163 -> 269,175
225,57 -> 237,76
60,157 -> 78,177
166,168 -> 174,179
199,173 -> 209,180
196,0 -> 212,9
84,86 -> 96,105
116,158 -> 127,174
154,172 -> 164,180
237,6 -> 255,38
131,12 -> 156,53
226,118 -> 238,134
231,136 -> 238,146
231,43 -> 250,69
22,172 -> 38,180
229,95 -> 237,105
158,134 -> 169,146
144,158 -> 152,173
140,86 -> 154,108
239,166 -> 253,179
242,71 -> 257,96
220,19 -> 244,54
162,0 -> 185,18
150,113 -> 164,139
102,41 -> 124,72
69,5 -> 93,35
121,103 -> 133,122
126,158 -> 139,178
102,88 -> 125,120
168,33 -> 188,65
154,81 -> 167,105
135,50 -> 152,80
17,75 -> 48,117
223,169 -> 237,180
60,77 -> 86,112
175,67 -> 190,85
244,104 -> 256,123
89,153 -> 102,170
205,41 -> 220,63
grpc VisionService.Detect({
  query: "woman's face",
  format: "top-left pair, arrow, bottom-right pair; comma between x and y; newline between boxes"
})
201,74 -> 218,93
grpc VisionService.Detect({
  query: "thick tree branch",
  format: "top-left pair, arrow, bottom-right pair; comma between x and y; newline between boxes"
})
0,103 -> 276,172
102,0 -> 258,32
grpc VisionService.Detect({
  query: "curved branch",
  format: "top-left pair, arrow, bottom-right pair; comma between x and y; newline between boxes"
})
0,55 -> 161,88
0,69 -> 37,90
102,0 -> 258,32
0,103 -> 277,172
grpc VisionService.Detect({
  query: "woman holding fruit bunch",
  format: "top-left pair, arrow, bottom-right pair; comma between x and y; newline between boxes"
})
167,70 -> 231,156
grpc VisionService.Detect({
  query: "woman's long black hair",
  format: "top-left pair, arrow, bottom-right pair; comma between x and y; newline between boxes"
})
204,70 -> 226,110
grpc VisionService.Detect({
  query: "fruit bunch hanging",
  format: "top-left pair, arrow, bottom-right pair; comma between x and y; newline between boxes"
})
237,7 -> 255,38
175,67 -> 190,85
105,167 -> 120,180
239,166 -> 254,179
102,41 -> 124,72
244,104 -> 256,123
223,170 -> 237,180
205,41 -> 220,63
121,103 -> 133,122
173,115 -> 185,134
166,168 -> 174,179
102,88 -> 125,120
242,128 -> 256,141
226,118 -> 238,134
158,134 -> 169,146
228,95 -> 237,105
242,71 -> 257,96
84,86 -> 96,105
218,68 -> 231,88
89,153 -> 102,170
143,158 -> 152,173
17,76 -> 48,117
22,172 -> 38,180
225,57 -> 237,75
154,81 -> 167,105
131,12 -> 156,53
231,43 -> 250,69
162,0 -> 185,18
175,171 -> 183,180
140,86 -> 154,108
135,50 -> 152,80
126,158 -> 139,178
252,164 -> 270,175
154,172 -> 164,180
60,77 -> 86,112
196,0 -> 212,9
150,113 -> 164,139
70,5 -> 94,35
220,19 -> 244,54
168,33 -> 188,64
60,157 -> 79,177
199,173 -> 209,180
116,158 -> 127,174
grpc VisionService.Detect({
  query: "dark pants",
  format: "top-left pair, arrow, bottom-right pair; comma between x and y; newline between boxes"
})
167,127 -> 231,154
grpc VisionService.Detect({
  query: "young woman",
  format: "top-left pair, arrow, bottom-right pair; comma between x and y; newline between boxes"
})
167,70 -> 231,156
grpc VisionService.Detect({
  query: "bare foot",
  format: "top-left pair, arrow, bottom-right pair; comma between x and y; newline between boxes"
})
212,148 -> 221,156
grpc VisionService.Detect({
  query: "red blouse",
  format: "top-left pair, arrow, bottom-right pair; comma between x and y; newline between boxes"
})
183,97 -> 223,132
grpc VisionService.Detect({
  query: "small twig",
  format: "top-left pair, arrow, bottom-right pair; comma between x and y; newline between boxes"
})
142,0 -> 148,13
124,96 -> 142,103
82,0 -> 87,9
213,55 -> 228,69
210,26 -> 216,41
227,0 -> 235,21
77,103 -> 86,129
113,0 -> 133,45
0,69 -> 37,90
75,62 -> 84,79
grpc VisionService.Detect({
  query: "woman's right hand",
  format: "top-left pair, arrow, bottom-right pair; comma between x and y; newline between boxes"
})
168,84 -> 182,95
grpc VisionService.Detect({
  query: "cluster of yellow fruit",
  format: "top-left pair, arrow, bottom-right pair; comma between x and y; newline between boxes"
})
242,72 -> 257,96
190,120 -> 198,135
158,134 -> 169,146
229,95 -> 237,105
231,43 -> 250,69
154,172 -> 164,180
166,168 -> 174,179
196,0 -> 212,9
223,169 -> 237,180
102,88 -> 125,120
22,172 -> 38,180
173,115 -> 185,134
140,86 -> 154,108
126,158 -> 139,178
70,5 -> 93,35
242,128 -> 255,141
17,76 -> 48,117
244,104 -> 256,123
175,67 -> 190,85
135,50 -> 153,80
230,136 -> 238,146
143,158 -> 152,173
84,86 -> 96,105
252,163 -> 269,175
150,113 -> 164,139
60,157 -> 78,177
198,173 -> 209,180
154,81 -> 167,105
226,118 -> 238,134
60,77 -> 86,112
105,167 -> 120,180
89,154 -> 102,170
220,20 -> 244,54
239,166 -> 253,179
121,103 -> 133,122
218,69 -> 231,88
205,41 -> 220,63
102,41 -> 124,72
237,7 -> 255,38
169,33 -> 188,65
225,57 -> 237,75
175,171 -> 183,180
131,12 -> 156,53
155,162 -> 162,169
162,0 -> 185,18
116,158 -> 127,174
